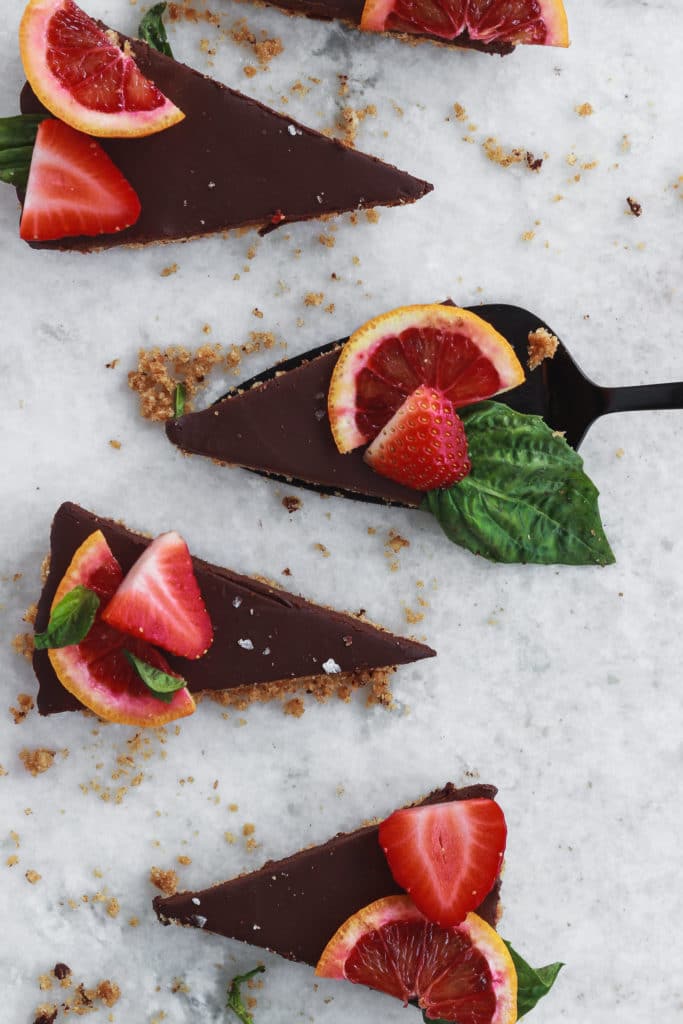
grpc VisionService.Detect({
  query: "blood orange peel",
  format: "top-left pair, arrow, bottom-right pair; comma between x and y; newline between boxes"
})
316,895 -> 517,1024
20,0 -> 185,138
328,305 -> 525,455
360,0 -> 569,47
45,530 -> 196,727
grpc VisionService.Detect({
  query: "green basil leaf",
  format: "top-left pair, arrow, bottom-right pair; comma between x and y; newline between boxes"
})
124,650 -> 186,703
138,3 -> 174,58
0,114 -> 49,148
174,381 -> 186,418
0,115 -> 50,188
422,402 -> 615,565
504,941 -> 564,1018
227,965 -> 265,1024
34,585 -> 100,649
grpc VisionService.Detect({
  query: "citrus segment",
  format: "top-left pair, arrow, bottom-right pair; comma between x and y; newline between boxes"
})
316,896 -> 517,1023
328,305 -> 525,453
360,0 -> 569,46
20,0 -> 185,137
46,531 -> 196,726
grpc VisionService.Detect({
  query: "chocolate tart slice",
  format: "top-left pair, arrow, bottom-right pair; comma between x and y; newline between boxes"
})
18,26 -> 432,251
154,782 -> 501,965
33,503 -> 435,716
165,302 -> 551,507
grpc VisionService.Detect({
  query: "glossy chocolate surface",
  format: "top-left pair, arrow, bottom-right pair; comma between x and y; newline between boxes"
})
154,783 -> 502,965
166,344 -> 421,506
19,30 -> 432,251
33,503 -> 435,715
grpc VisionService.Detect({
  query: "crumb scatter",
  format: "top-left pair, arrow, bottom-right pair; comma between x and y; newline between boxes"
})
527,328 -> 560,370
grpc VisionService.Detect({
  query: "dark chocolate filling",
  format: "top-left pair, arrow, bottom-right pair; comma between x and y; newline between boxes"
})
154,782 -> 502,965
19,28 -> 432,251
33,503 -> 435,715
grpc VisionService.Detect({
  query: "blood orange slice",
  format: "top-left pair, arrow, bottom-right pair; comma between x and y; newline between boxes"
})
360,0 -> 569,46
316,895 -> 517,1023
20,0 -> 185,138
47,531 -> 196,726
328,305 -> 525,454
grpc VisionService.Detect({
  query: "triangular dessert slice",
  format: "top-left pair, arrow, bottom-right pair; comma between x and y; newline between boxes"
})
153,783 -> 501,965
165,303 -> 543,507
18,26 -> 432,251
32,502 -> 435,716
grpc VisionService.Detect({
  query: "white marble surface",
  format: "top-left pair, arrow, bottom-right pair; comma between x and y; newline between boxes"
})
2,1 -> 683,1021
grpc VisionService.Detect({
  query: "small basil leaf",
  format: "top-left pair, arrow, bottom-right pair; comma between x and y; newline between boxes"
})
0,114 -> 49,148
124,650 -> 186,703
0,115 -> 50,188
34,585 -> 100,649
174,381 -> 186,418
423,401 -> 615,565
138,3 -> 174,58
227,965 -> 265,1024
504,941 -> 564,1018
422,1013 -> 448,1023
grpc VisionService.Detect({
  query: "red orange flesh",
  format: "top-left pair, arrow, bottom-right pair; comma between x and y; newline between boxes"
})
316,896 -> 517,1023
328,305 -> 525,454
360,0 -> 569,47
20,0 -> 184,137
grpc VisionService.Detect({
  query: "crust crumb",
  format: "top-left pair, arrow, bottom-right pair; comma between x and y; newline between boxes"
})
128,344 -> 223,421
26,869 -> 42,884
229,18 -> 283,70
314,542 -> 331,558
10,692 -> 34,723
20,748 -> 55,776
33,1005 -> 57,1024
304,292 -> 324,306
283,697 -> 305,717
483,137 -> 543,172
25,601 -> 39,624
337,105 -> 376,147
160,262 -> 179,277
527,328 -> 560,370
168,3 -> 220,26
453,102 -> 467,121
575,102 -> 594,117
150,866 -> 179,896
626,196 -> 643,217
282,496 -> 302,513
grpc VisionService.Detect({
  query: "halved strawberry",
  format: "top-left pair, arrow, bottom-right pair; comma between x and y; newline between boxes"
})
364,385 -> 471,492
102,532 -> 213,660
378,798 -> 507,928
20,118 -> 141,242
